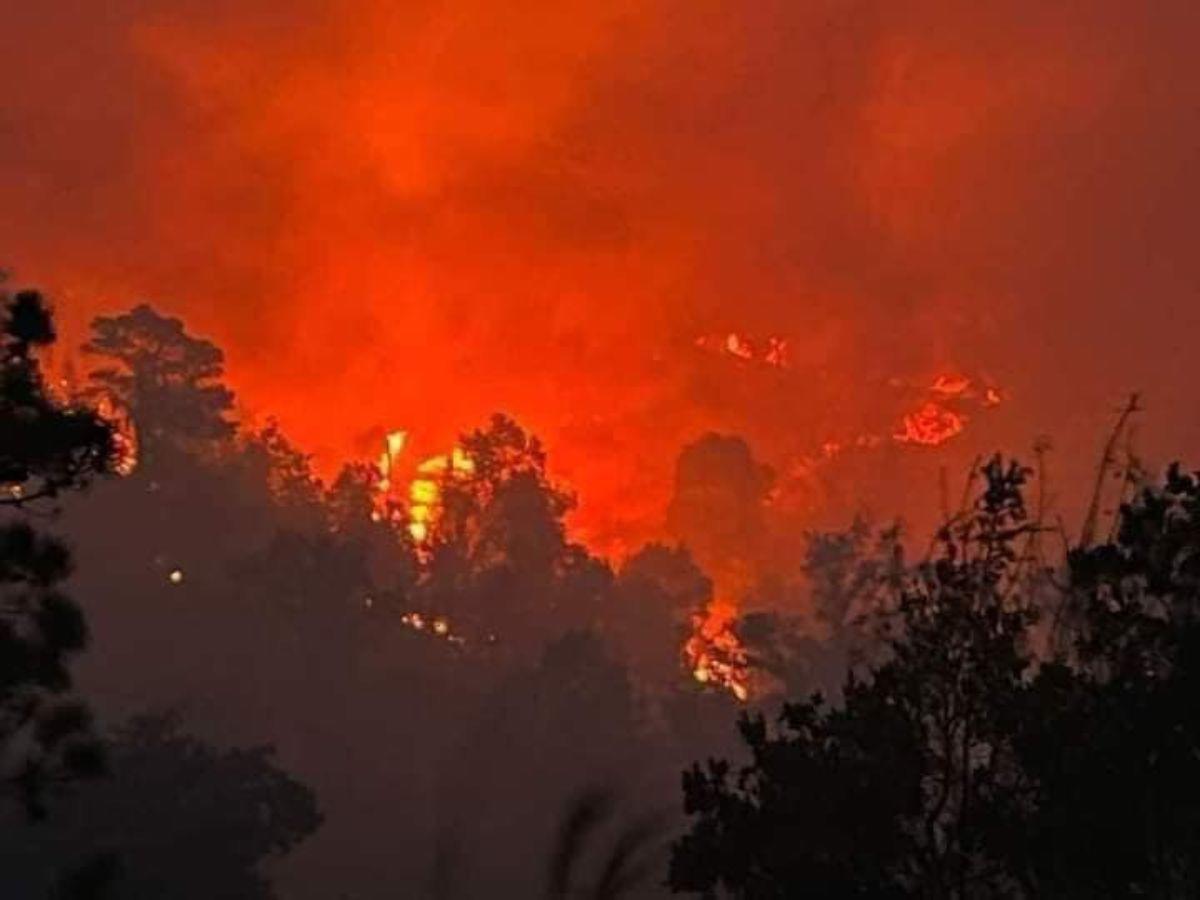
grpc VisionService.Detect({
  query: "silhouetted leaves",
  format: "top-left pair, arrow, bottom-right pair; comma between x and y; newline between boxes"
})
1,286 -> 112,819
1,289 -> 115,506
84,304 -> 234,466
0,712 -> 323,899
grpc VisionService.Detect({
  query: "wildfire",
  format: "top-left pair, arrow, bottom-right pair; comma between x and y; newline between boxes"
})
375,430 -> 408,496
40,370 -> 140,478
94,394 -> 139,476
372,431 -> 475,546
894,401 -> 967,446
685,599 -> 749,701
893,373 -> 1001,447
407,447 -> 475,545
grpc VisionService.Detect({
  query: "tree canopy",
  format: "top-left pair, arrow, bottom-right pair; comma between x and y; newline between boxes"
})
0,287 -> 113,819
670,457 -> 1200,899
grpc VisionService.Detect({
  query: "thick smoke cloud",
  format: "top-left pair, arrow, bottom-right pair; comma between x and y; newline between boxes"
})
4,1 -> 1199,546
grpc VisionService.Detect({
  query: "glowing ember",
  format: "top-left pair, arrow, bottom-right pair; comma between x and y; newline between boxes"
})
695,332 -> 790,369
891,373 -> 1002,447
401,611 -> 464,645
894,401 -> 967,446
724,332 -> 754,360
763,336 -> 789,368
168,568 -> 184,584
930,373 -> 972,396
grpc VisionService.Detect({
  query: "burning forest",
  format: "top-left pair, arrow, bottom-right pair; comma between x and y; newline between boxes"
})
4,1 -> 1200,898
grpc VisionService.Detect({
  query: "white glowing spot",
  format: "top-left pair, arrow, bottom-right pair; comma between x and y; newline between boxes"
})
364,596 -> 374,609
168,569 -> 184,585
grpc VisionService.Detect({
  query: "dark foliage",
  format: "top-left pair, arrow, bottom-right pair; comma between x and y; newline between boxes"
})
84,304 -> 235,466
1,289 -> 115,507
1,287 -> 112,819
671,457 -> 1200,899
1011,464 -> 1200,896
0,712 -> 323,899
671,457 -> 1038,898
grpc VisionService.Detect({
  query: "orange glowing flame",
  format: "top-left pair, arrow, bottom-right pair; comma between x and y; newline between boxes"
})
685,599 -> 749,701
930,373 -> 972,396
894,401 -> 967,446
41,369 -> 140,477
724,332 -> 754,360
695,332 -> 790,369
93,394 -> 139,476
891,373 -> 1002,447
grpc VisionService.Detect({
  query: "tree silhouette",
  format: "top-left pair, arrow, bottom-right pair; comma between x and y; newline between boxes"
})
0,287 -> 112,819
545,788 -> 665,900
421,414 -> 610,654
671,455 -> 1200,898
612,544 -> 711,689
1012,463 -> 1200,896
666,434 -> 774,593
670,458 -> 1041,898
735,519 -> 904,700
1,290 -> 114,508
84,304 -> 234,466
0,711 -> 323,899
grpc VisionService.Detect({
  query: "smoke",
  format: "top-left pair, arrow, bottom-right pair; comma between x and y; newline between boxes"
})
4,0 -> 1200,547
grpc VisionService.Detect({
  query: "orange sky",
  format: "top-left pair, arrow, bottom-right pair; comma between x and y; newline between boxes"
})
4,1 -> 1200,552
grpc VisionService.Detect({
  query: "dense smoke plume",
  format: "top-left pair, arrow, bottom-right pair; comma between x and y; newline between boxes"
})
5,1 -> 1200,546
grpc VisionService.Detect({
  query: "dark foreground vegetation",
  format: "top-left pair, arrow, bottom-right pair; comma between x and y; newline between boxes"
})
3,282 -> 1200,898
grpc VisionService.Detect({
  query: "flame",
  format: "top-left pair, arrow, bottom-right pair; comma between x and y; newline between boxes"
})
371,429 -> 408,523
724,332 -> 754,360
930,373 -> 972,396
892,373 -> 1001,447
372,431 -> 475,546
41,369 -> 140,477
894,401 -> 967,446
92,394 -> 139,476
406,446 -> 475,545
695,332 -> 790,369
685,598 -> 749,701
365,366 -> 1005,695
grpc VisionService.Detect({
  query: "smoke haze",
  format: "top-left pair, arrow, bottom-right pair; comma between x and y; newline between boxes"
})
5,0 -> 1199,544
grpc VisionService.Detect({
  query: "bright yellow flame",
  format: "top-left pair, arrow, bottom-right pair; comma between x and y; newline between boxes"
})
374,439 -> 476,548
386,430 -> 408,460
410,479 -> 438,505
685,598 -> 750,701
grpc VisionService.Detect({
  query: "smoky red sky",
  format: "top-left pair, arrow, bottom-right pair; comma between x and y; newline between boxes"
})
4,1 -> 1199,551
